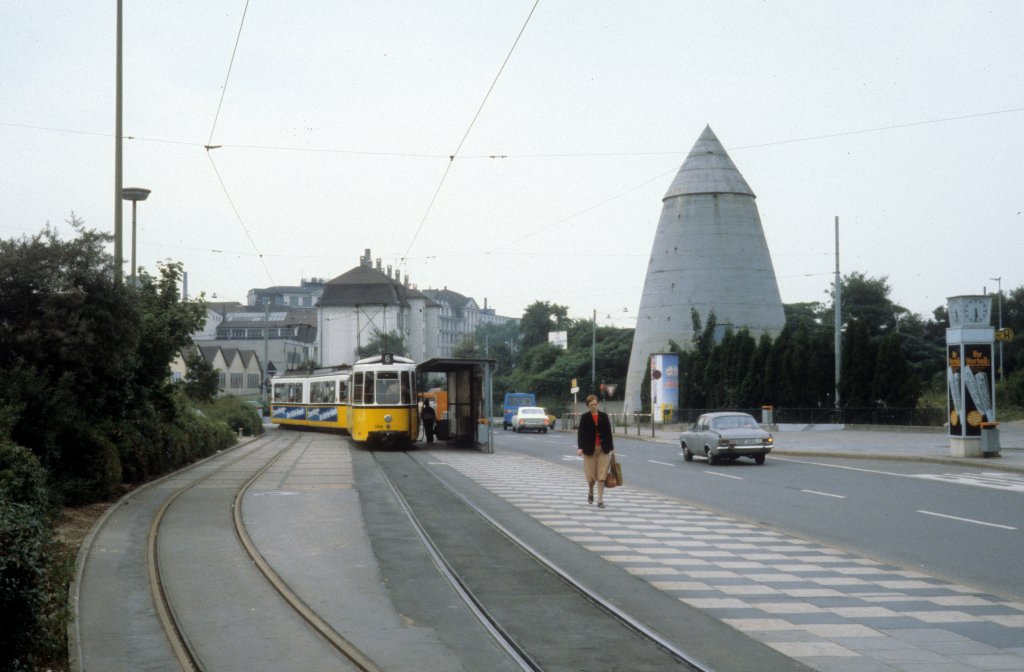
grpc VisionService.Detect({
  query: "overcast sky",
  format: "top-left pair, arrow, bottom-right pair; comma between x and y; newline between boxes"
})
3,1 -> 1022,329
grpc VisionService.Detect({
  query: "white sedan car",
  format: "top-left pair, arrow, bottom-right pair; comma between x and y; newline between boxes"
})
511,406 -> 549,433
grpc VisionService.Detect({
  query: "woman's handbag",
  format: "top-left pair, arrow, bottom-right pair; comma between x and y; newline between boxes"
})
605,455 -> 622,488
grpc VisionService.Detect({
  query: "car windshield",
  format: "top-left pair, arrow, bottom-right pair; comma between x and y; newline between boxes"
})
712,415 -> 758,430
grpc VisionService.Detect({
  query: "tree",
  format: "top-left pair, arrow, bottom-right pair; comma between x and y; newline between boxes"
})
519,301 -> 569,350
357,329 -> 407,359
0,218 -> 218,500
180,349 -> 219,402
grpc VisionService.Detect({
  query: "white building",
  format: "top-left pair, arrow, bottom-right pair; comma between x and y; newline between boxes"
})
420,288 -> 514,357
317,251 -> 441,366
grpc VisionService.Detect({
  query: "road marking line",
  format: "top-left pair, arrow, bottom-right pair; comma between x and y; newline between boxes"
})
705,471 -> 743,480
801,489 -> 846,499
649,460 -> 675,467
917,510 -> 1017,530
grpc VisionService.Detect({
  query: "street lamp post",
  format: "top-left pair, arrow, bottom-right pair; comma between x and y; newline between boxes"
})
122,187 -> 151,285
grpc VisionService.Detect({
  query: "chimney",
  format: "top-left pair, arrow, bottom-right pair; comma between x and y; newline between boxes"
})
404,274 -> 409,287
376,258 -> 382,271
387,264 -> 392,278
182,271 -> 188,301
361,249 -> 371,267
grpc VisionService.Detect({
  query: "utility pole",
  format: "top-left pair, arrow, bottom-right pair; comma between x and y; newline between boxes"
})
834,216 -> 842,409
592,309 -> 597,394
114,0 -> 124,283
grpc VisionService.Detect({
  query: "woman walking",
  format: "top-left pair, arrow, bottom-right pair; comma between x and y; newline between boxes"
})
577,394 -> 614,508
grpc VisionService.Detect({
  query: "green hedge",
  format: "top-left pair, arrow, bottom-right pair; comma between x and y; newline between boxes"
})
0,441 -> 73,671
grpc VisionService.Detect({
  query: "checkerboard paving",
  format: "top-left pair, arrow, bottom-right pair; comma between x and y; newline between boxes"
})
436,452 -> 1024,672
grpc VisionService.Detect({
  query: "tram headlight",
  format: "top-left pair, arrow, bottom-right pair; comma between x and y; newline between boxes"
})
384,414 -> 393,423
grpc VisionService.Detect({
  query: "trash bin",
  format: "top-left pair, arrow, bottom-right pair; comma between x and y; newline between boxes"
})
980,422 -> 1000,456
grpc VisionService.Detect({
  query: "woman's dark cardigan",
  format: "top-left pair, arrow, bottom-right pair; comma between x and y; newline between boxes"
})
577,411 -> 615,455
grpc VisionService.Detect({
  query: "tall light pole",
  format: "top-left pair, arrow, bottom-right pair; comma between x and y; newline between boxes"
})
122,187 -> 150,285
834,216 -> 842,409
991,276 -> 1003,381
114,0 -> 124,282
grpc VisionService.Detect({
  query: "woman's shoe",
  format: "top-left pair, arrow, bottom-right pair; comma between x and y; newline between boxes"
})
588,493 -> 594,504
597,501 -> 605,508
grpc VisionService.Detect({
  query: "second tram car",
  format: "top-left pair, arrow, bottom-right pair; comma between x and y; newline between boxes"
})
270,365 -> 351,430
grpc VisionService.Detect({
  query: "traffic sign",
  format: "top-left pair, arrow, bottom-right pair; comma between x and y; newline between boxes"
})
570,386 -> 580,394
995,327 -> 1015,342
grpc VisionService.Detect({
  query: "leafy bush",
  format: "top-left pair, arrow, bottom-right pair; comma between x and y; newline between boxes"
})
0,441 -> 73,671
201,397 -> 265,438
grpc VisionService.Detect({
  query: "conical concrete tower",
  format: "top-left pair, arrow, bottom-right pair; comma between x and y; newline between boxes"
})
623,126 -> 785,413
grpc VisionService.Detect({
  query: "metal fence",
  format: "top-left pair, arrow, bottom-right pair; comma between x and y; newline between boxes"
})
565,406 -> 946,433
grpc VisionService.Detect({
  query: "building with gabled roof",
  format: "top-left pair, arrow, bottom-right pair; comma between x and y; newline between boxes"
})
170,344 -> 264,399
318,249 -> 441,365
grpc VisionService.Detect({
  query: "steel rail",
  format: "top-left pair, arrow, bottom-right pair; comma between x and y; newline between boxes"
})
232,439 -> 385,672
70,436 -> 260,671
413,452 -> 717,672
146,434 -> 294,671
373,451 -> 541,672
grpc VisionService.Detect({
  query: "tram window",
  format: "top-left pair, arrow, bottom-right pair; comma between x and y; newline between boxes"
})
352,373 -> 363,404
364,372 -> 374,404
401,371 -> 413,404
377,371 -> 400,405
311,381 -> 335,403
339,380 -> 348,403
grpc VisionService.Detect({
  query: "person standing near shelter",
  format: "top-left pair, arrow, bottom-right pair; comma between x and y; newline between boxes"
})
577,394 -> 614,508
421,400 -> 437,444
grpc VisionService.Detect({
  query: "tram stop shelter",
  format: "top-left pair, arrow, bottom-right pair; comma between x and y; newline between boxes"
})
417,358 -> 496,452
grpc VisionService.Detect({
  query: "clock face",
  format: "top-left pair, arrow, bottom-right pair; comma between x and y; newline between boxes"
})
964,298 -> 990,325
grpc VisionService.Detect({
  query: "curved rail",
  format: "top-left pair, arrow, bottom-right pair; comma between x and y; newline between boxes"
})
147,434 -> 385,672
231,441 -> 385,672
146,437 -> 290,670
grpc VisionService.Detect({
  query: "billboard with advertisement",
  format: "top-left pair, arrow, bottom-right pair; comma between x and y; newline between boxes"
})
947,343 -> 995,438
650,353 -> 679,424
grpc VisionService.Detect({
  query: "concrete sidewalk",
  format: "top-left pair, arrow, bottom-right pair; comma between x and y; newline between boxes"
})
625,420 -> 1024,473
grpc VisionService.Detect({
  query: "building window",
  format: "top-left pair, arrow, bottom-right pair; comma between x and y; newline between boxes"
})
247,373 -> 260,389
218,372 -> 226,389
230,373 -> 243,389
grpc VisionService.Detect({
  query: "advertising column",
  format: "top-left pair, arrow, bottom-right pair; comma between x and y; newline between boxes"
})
650,353 -> 679,424
946,295 -> 996,457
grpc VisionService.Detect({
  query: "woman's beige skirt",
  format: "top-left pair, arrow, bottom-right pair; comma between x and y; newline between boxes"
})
582,450 -> 612,483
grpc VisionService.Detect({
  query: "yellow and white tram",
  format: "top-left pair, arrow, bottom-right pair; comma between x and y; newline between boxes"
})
270,365 -> 351,431
270,354 -> 419,446
347,354 -> 419,446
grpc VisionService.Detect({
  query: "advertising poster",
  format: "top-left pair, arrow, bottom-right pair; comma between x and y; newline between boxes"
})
650,353 -> 679,424
962,343 -> 994,437
947,345 -> 962,437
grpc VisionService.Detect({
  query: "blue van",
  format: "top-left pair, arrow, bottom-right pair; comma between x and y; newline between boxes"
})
502,392 -> 537,430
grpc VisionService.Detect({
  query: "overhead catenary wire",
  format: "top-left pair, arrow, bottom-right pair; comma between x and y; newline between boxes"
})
399,0 -> 541,268
201,0 -> 275,285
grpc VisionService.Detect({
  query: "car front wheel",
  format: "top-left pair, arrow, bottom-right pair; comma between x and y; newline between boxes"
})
754,454 -> 766,465
682,444 -> 694,462
705,448 -> 717,465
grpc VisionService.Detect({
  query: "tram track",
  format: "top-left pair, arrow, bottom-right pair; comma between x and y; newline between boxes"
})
372,449 -> 714,672
138,433 -> 386,672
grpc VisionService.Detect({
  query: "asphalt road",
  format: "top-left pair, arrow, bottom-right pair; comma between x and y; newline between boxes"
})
496,429 -> 1024,601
